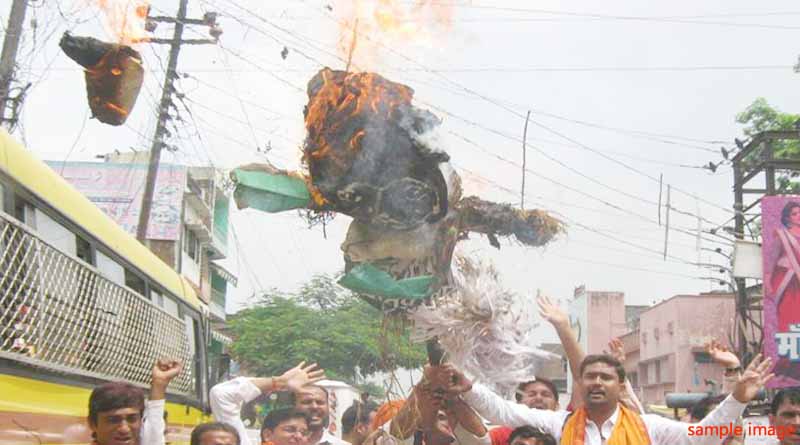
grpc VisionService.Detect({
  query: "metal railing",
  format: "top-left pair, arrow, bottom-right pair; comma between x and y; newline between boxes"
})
0,211 -> 194,395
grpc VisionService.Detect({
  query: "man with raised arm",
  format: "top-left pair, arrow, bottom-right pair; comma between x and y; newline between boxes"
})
428,353 -> 773,445
209,362 -> 347,445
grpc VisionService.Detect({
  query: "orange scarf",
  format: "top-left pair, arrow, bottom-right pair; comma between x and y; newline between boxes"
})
560,404 -> 651,445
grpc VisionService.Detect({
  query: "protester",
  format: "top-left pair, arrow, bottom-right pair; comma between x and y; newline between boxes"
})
260,408 -> 312,445
389,371 -> 489,445
209,362 -> 346,445
88,359 -> 182,445
770,387 -> 800,445
190,423 -> 241,445
428,352 -> 773,445
536,296 -> 644,414
342,401 -> 380,445
290,385 -> 346,445
507,426 -> 556,445
515,378 -> 560,411
489,378 -> 559,445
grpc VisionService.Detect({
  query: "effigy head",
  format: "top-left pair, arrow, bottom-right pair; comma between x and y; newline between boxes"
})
302,68 -> 450,231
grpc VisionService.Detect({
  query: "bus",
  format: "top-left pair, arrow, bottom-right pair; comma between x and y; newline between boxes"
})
0,130 -> 215,444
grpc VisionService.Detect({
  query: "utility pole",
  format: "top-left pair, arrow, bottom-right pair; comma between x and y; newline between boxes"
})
136,0 -> 219,242
0,0 -> 28,129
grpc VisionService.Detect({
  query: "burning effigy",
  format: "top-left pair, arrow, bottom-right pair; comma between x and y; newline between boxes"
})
59,33 -> 144,126
232,68 -> 563,387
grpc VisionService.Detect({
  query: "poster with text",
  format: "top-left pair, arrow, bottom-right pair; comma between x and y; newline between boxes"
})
762,195 -> 800,388
47,161 -> 186,240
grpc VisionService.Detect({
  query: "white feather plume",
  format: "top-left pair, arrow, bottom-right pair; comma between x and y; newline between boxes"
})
408,256 -> 560,396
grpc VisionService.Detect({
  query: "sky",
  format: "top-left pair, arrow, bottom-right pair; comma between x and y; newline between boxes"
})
5,0 -> 800,332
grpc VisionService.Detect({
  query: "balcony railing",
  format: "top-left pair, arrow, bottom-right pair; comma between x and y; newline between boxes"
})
0,212 -> 194,395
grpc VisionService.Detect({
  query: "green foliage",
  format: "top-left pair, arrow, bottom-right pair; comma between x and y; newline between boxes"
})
736,98 -> 800,159
737,98 -> 800,193
228,274 -> 427,384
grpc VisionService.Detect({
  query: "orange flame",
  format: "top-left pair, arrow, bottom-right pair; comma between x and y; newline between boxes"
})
338,0 -> 456,68
303,69 -> 414,199
88,0 -> 150,45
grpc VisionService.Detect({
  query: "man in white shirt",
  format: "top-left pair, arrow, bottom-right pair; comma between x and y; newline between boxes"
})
209,361 -> 348,445
428,353 -> 774,445
88,359 -> 182,445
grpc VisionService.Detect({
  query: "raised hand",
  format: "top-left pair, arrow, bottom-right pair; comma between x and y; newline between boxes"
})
706,339 -> 741,369
280,361 -> 326,392
607,338 -> 625,363
152,359 -> 183,387
150,359 -> 183,400
433,364 -> 473,394
537,295 -> 569,328
732,354 -> 774,403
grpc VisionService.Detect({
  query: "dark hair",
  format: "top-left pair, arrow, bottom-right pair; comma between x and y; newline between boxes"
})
289,385 -> 329,406
261,408 -> 310,435
88,382 -> 145,425
515,377 -> 559,403
782,202 -> 800,228
689,396 -> 713,421
579,355 -> 626,382
508,426 -> 556,445
771,388 -> 800,415
191,422 -> 240,445
342,401 -> 379,434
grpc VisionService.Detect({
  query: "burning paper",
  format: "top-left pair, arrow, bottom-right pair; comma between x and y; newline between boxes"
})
59,33 -> 144,126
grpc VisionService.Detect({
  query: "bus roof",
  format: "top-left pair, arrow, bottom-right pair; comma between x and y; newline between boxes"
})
0,130 -> 202,309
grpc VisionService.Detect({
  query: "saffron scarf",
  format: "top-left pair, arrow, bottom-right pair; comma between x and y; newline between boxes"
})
560,404 -> 651,445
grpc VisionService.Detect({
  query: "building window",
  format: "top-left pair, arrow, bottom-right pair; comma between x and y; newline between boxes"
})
667,321 -> 674,335
655,360 -> 662,382
641,332 -> 647,345
694,352 -> 713,364
184,227 -> 199,262
654,328 -> 660,341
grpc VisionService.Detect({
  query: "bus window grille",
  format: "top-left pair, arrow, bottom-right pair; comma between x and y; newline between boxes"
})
0,212 -> 194,395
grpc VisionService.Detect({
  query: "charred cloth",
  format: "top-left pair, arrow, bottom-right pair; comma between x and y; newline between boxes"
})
303,68 -> 450,231
59,33 -> 144,126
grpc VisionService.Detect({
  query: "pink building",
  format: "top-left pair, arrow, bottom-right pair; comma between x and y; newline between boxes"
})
569,287 -> 629,355
636,293 -> 736,405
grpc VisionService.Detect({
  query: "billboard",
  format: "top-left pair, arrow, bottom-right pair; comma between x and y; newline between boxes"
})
46,161 -> 186,240
762,196 -> 800,388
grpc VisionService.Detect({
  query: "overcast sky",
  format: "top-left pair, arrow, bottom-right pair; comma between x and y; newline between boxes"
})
6,0 -> 800,331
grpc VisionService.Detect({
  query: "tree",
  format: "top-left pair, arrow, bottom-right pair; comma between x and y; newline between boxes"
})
228,274 -> 427,386
736,98 -> 800,191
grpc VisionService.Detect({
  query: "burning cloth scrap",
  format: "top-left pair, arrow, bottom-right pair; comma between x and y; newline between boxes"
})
231,68 -> 564,383
59,33 -> 144,126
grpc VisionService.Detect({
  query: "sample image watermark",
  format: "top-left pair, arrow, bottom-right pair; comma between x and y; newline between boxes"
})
688,422 -> 797,440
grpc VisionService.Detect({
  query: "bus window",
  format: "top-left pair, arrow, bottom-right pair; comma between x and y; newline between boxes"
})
34,209 -> 76,256
75,236 -> 94,265
96,250 -> 125,286
124,269 -> 147,297
162,294 -> 180,318
184,314 -> 199,391
13,195 -> 35,226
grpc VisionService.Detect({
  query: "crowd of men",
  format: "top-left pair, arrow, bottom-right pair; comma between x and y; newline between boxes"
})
86,297 -> 800,445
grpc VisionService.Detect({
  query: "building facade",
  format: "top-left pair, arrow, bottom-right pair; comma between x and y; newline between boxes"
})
636,293 -> 735,405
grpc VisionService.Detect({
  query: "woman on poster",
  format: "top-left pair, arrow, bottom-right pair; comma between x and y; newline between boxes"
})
766,201 -> 800,380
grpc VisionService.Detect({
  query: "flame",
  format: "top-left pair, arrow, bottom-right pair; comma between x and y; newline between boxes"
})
338,0 -> 456,68
88,0 -> 150,45
303,69 -> 414,200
